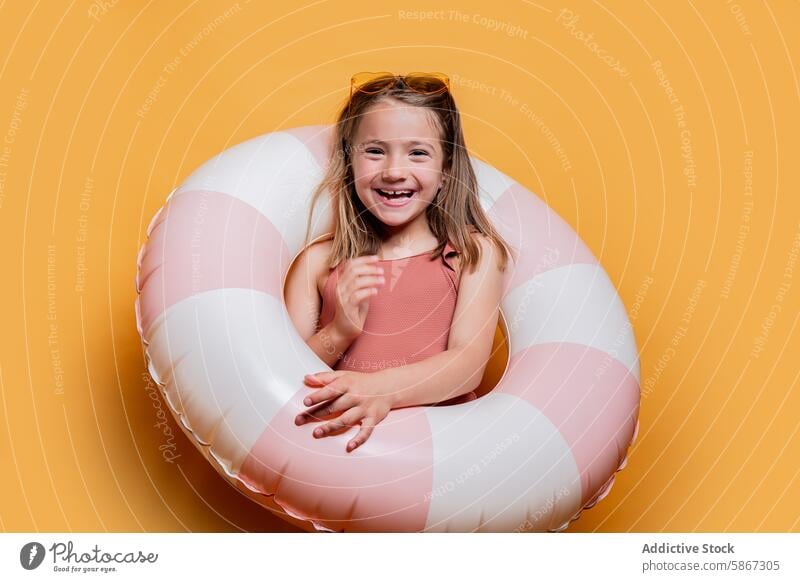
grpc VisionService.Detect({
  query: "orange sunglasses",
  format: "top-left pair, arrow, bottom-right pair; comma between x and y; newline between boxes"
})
346,71 -> 450,120
349,71 -> 450,98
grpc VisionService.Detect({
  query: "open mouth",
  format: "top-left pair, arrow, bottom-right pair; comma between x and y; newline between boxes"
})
375,188 -> 415,199
373,188 -> 417,207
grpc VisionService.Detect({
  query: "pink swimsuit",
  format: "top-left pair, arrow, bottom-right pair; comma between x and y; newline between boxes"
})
317,240 -> 478,406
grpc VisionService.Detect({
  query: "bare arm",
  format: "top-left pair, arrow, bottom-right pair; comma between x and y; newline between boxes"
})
284,241 -> 355,367
379,235 -> 504,408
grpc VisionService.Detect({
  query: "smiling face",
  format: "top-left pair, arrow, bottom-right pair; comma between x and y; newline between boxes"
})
349,98 -> 447,235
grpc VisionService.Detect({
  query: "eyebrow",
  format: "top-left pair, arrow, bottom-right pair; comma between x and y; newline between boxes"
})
360,139 -> 437,148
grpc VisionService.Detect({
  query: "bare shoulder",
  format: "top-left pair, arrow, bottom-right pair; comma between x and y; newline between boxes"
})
311,238 -> 336,295
293,238 -> 334,296
284,238 -> 334,340
458,232 -> 502,277
471,231 -> 495,252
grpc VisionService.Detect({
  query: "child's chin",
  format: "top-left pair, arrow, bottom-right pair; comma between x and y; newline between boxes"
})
372,210 -> 419,229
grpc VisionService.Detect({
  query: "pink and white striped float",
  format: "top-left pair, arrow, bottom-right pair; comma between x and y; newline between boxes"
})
135,125 -> 640,532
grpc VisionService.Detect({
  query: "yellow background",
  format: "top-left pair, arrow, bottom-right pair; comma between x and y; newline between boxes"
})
1,0 -> 798,532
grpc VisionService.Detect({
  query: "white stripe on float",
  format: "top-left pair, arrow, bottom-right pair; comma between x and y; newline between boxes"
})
471,157 -> 516,212
502,263 -> 640,380
144,288 -> 328,475
174,131 -> 333,257
424,393 -> 582,532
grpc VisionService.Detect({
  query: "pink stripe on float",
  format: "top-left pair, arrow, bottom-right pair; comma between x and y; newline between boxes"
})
137,190 -> 290,337
497,342 -> 639,506
283,125 -> 334,168
238,392 -> 434,532
488,183 -> 598,293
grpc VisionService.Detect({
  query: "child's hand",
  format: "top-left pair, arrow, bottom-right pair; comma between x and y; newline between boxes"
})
331,255 -> 385,340
295,370 -> 394,452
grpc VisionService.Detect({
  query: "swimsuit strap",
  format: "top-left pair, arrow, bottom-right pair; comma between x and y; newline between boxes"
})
441,240 -> 460,273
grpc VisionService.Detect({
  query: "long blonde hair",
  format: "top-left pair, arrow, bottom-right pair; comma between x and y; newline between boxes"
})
303,77 -> 514,274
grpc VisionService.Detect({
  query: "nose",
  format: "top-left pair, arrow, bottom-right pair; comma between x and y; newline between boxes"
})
380,154 -> 408,181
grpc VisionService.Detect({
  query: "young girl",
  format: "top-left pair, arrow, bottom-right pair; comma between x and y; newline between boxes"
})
285,72 -> 514,453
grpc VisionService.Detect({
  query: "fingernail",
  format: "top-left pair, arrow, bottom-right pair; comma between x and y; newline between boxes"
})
304,397 -> 311,406
296,416 -> 305,425
314,429 -> 323,437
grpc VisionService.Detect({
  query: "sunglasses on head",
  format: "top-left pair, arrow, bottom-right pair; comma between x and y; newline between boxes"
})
349,71 -> 450,98
346,72 -> 450,122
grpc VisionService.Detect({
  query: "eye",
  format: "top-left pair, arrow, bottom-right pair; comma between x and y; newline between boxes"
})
411,150 -> 430,157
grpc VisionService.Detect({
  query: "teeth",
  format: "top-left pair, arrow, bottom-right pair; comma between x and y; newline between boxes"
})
377,189 -> 414,196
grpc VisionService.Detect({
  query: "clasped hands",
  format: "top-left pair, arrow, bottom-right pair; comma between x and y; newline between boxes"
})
295,370 -> 397,453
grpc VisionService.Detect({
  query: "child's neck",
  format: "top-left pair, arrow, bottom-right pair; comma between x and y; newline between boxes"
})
379,220 -> 437,252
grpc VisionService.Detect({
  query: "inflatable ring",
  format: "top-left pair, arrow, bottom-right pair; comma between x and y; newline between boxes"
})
135,125 -> 640,532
